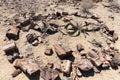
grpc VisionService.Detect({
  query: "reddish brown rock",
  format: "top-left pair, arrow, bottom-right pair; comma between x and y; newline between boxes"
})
13,59 -> 39,75
61,45 -> 72,54
78,59 -> 93,71
88,53 -> 102,67
21,22 -> 35,32
44,47 -> 53,55
41,67 -> 59,80
88,50 -> 105,67
6,26 -> 19,39
88,50 -> 99,59
76,44 -> 84,52
53,44 -> 72,57
91,58 -> 103,67
2,40 -> 16,52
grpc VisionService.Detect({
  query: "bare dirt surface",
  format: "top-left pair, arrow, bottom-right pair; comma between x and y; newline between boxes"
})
0,0 -> 120,80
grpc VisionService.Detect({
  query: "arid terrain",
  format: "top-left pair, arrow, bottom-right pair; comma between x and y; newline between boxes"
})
0,0 -> 120,80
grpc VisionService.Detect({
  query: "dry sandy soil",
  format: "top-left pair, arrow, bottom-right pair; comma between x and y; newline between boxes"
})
0,0 -> 120,80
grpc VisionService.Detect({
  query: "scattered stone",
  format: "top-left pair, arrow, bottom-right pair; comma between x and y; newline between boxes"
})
88,49 -> 99,59
56,12 -> 62,18
2,40 -> 16,52
26,33 -> 38,43
88,50 -> 105,67
13,59 -> 39,75
110,58 -> 118,68
48,23 -> 59,33
34,21 -> 45,30
20,19 -> 31,27
61,60 -> 72,74
54,44 -> 72,57
76,44 -> 84,52
2,40 -> 19,62
11,69 -> 22,77
32,40 -> 39,46
44,47 -> 53,55
6,26 -> 19,39
78,59 -> 93,71
41,67 -> 59,80
21,25 -> 32,32
91,58 -> 103,67
61,45 -> 73,54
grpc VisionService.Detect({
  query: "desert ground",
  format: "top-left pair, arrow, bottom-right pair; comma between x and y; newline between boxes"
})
0,0 -> 120,80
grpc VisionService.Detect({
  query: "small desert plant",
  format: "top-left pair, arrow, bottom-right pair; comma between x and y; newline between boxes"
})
80,0 -> 94,13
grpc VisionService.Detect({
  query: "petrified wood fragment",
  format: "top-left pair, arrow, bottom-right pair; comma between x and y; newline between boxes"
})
44,47 -> 53,55
2,40 -> 16,52
76,44 -> 84,52
6,26 -> 19,39
78,59 -> 93,71
54,44 -> 72,57
13,59 -> 39,75
41,67 -> 59,80
26,33 -> 38,43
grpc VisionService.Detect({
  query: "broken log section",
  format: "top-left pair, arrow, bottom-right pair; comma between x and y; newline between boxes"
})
13,59 -> 39,75
53,44 -> 72,57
